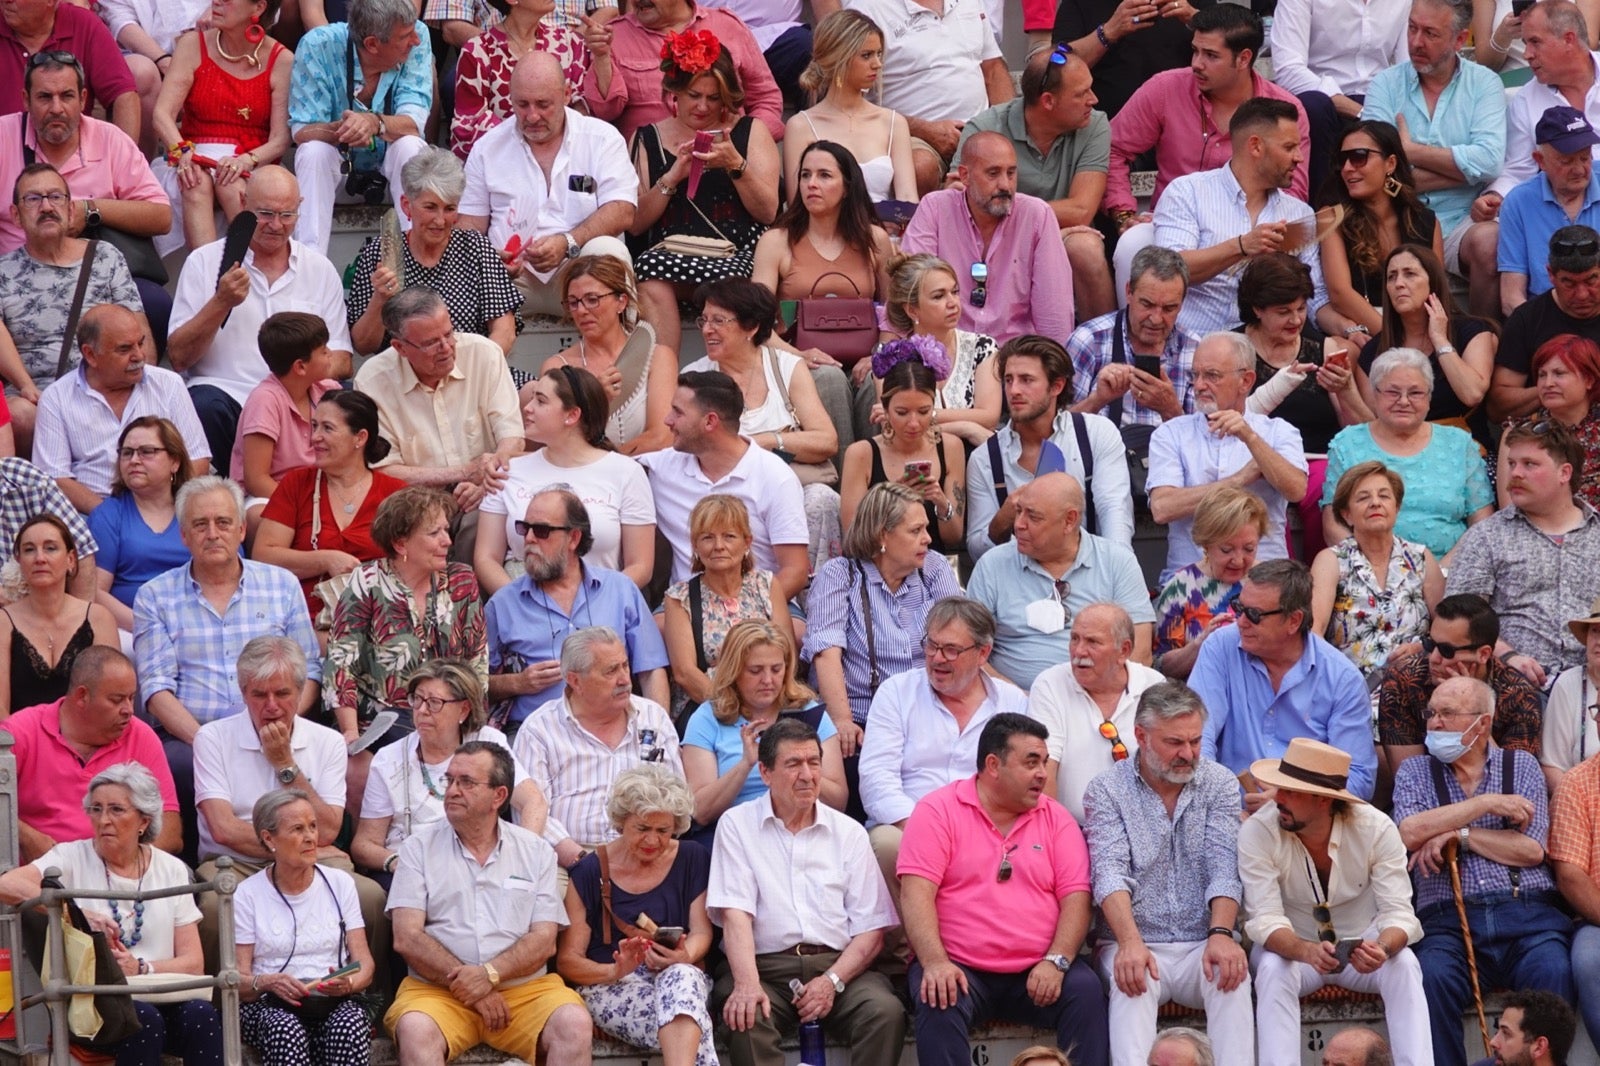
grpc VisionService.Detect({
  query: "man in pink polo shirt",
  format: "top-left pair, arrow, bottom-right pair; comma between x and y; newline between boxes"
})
0,646 -> 179,862
898,712 -> 1110,1066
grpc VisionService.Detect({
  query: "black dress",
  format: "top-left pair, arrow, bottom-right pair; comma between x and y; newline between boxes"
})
5,604 -> 93,711
629,116 -> 765,287
1244,333 -> 1342,454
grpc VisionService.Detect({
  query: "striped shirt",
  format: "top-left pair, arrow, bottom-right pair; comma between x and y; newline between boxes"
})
132,560 -> 320,727
510,694 -> 683,848
800,553 -> 964,724
1153,163 -> 1328,338
1066,309 -> 1199,430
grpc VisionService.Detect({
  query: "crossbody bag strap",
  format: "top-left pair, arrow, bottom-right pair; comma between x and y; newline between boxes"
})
1106,310 -> 1129,429
986,433 -> 1007,507
764,346 -> 801,429
595,846 -> 648,946
1070,412 -> 1099,535
688,574 -> 707,672
855,561 -> 879,690
57,240 -> 98,381
310,470 -> 324,550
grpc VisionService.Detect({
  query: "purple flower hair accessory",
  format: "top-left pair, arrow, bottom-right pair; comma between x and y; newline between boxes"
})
872,333 -> 951,381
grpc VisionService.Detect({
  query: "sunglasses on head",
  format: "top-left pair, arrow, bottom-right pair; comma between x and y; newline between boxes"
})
27,50 -> 81,71
1098,720 -> 1129,762
1048,42 -> 1071,65
1421,635 -> 1489,659
1339,147 -> 1380,167
1553,237 -> 1600,258
1228,595 -> 1286,625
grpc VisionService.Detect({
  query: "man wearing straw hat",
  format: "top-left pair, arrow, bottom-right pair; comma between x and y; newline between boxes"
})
1392,675 -> 1574,1066
1238,736 -> 1431,1066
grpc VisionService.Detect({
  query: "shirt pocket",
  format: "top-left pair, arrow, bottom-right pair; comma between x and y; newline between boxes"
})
488,875 -> 541,933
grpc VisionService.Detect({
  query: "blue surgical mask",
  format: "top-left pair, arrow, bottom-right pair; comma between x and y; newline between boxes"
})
1425,716 -> 1482,764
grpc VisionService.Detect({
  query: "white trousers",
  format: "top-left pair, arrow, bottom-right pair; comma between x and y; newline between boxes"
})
1095,939 -> 1255,1066
1251,942 -> 1434,1066
292,135 -> 426,254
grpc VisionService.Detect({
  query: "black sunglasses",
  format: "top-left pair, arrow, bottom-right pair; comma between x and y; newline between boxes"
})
27,50 -> 81,71
970,264 -> 987,309
996,843 -> 1019,883
1338,147 -> 1380,167
1313,903 -> 1337,945
514,521 -> 572,539
1553,237 -> 1600,258
1421,635 -> 1489,659
1228,595 -> 1286,625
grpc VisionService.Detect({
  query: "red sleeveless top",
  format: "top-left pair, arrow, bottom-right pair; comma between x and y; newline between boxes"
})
178,32 -> 283,153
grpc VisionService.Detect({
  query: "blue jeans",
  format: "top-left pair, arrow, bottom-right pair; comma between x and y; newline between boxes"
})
1415,894 -> 1574,1066
187,384 -> 241,478
1571,921 -> 1600,1050
908,958 -> 1109,1066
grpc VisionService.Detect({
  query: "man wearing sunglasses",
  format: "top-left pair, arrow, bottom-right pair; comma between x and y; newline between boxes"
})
1239,736 -> 1431,1066
1491,225 -> 1600,422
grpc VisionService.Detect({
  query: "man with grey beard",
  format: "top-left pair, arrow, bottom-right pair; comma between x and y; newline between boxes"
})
483,487 -> 668,736
1081,681 -> 1254,1066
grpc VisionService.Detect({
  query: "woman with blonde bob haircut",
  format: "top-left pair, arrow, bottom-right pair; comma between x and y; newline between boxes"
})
663,495 -> 792,712
1153,485 -> 1270,678
681,620 -> 846,839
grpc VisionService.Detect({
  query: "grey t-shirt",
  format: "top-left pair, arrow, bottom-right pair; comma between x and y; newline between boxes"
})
956,99 -> 1111,203
0,241 -> 139,391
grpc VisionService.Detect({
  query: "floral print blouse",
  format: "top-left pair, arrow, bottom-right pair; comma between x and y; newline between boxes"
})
452,21 -> 589,160
1324,535 -> 1431,676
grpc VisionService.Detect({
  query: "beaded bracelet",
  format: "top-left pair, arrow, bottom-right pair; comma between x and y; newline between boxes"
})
164,140 -> 195,167
1095,23 -> 1111,47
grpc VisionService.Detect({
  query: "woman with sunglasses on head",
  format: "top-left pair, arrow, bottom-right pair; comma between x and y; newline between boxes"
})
538,255 -> 677,456
1153,485 -> 1268,680
1494,333 -> 1600,511
1311,461 -> 1443,679
475,364 -> 655,597
352,660 -> 545,887
1319,121 -> 1443,339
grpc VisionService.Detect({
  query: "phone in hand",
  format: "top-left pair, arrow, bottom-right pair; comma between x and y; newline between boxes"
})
904,460 -> 933,480
1132,355 -> 1162,378
1324,349 -> 1349,371
653,926 -> 685,949
1334,938 -> 1362,968
692,130 -> 715,154
1512,0 -> 1534,13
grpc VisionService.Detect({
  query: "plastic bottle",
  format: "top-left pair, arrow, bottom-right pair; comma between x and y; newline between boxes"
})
788,978 -> 826,1065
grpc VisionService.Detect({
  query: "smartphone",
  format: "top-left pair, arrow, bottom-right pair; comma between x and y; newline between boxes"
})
1324,349 -> 1349,371
904,460 -> 933,480
1132,355 -> 1162,378
653,926 -> 685,948
1512,0 -> 1534,13
1334,938 -> 1362,967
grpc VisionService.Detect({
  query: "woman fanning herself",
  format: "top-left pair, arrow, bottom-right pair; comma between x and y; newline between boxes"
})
1319,120 -> 1442,338
630,30 -> 779,356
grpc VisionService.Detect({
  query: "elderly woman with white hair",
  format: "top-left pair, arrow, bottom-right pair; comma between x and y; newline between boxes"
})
557,765 -> 716,1066
345,146 -> 524,357
0,762 -> 224,1066
1321,348 -> 1494,559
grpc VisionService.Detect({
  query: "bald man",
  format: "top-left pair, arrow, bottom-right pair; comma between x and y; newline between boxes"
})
901,131 -> 1076,345
1321,1028 -> 1392,1066
460,53 -> 637,317
967,472 -> 1155,689
33,303 -> 210,513
167,166 -> 354,467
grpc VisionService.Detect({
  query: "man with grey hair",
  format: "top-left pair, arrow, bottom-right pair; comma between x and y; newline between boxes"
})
1147,331 -> 1308,584
354,286 -> 524,564
387,741 -> 592,1066
1321,1027 -> 1393,1066
1068,246 -> 1199,452
1030,601 -> 1166,822
968,471 -> 1155,689
1147,1027 -> 1213,1066
858,596 -> 1027,908
511,626 -> 682,871
484,489 -> 669,733
133,476 -> 319,860
1191,559 -> 1375,804
1083,681 -> 1253,1066
287,0 -> 432,254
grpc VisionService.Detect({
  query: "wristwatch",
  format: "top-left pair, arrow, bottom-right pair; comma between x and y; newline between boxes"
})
563,232 -> 581,259
1458,826 -> 1471,852
728,156 -> 747,180
1044,953 -> 1071,973
275,764 -> 299,785
655,180 -> 677,197
1435,344 -> 1457,357
483,962 -> 501,987
824,970 -> 845,994
82,200 -> 101,231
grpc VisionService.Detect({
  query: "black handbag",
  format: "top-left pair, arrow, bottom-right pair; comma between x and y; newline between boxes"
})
44,876 -> 142,1051
96,225 -> 168,285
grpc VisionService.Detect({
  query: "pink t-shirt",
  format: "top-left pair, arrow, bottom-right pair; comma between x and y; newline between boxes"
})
1,699 -> 179,846
897,776 -> 1090,973
230,377 -> 340,483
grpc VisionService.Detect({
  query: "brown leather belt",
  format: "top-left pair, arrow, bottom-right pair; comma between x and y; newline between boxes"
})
789,943 -> 834,956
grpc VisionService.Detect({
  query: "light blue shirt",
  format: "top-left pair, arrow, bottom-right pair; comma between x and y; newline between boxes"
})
681,702 -> 837,811
1497,171 -> 1600,293
288,22 -> 434,169
1360,57 -> 1506,235
966,535 -> 1156,691
1190,625 -> 1376,800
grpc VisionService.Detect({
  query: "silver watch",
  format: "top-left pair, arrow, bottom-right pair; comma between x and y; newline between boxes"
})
563,232 -> 581,259
276,764 -> 298,785
1044,952 -> 1071,973
825,970 -> 845,994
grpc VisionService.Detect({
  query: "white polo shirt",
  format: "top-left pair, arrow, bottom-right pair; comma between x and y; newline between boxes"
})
32,363 -> 210,495
460,107 -> 637,283
843,0 -> 999,123
193,713 -> 347,862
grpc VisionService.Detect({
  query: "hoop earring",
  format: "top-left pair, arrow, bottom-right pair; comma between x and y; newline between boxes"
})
881,421 -> 895,442
245,12 -> 266,44
1383,174 -> 1403,198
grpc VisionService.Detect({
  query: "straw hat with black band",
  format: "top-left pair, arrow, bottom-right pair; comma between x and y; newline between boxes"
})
1250,738 -> 1365,805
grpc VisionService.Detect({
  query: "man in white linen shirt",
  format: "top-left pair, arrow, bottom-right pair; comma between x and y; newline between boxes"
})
33,304 -> 209,513
858,596 -> 1027,906
459,52 -> 635,317
386,742 -> 591,1066
1153,97 -> 1352,340
1490,3 -> 1600,207
1147,332 -> 1308,583
511,627 -> 682,871
1238,737 -> 1430,1066
1031,601 -> 1165,822
709,717 -> 906,1066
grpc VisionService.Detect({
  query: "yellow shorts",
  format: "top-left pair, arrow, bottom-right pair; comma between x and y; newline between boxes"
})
383,973 -> 583,1062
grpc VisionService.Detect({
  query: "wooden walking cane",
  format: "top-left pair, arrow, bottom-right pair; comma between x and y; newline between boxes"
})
1445,837 -> 1492,1057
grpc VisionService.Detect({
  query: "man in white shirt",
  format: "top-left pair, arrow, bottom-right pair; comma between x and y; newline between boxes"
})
511,627 -> 683,870
1147,332 -> 1308,582
1490,2 -> 1600,213
459,51 -> 635,316
858,597 -> 1026,905
638,370 -> 811,600
32,303 -> 210,513
709,717 -> 905,1066
1030,601 -> 1165,822
166,166 -> 352,467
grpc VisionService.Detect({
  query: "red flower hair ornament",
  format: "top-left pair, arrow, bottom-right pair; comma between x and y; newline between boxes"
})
660,29 -> 722,76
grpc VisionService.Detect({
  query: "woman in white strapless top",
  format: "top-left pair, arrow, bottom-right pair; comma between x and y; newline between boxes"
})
783,10 -> 918,205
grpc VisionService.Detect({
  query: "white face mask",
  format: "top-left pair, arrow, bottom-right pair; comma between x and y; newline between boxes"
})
1425,714 -> 1485,764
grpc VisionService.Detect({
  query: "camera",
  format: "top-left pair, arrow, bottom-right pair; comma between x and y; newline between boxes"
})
345,168 -> 389,206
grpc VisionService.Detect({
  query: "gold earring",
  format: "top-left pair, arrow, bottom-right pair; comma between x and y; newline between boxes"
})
1383,174 -> 1403,198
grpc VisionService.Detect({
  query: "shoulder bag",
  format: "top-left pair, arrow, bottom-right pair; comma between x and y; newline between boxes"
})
764,347 -> 837,487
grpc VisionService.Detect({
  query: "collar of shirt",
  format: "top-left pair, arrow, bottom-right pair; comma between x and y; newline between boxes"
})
1539,171 -> 1600,213
684,438 -> 763,488
395,351 -> 467,394
243,239 -> 306,281
183,561 -> 245,607
72,361 -> 150,407
995,408 -> 1080,462
754,790 -> 829,836
1504,500 -> 1600,533
515,563 -> 601,612
1001,100 -> 1065,164
558,695 -> 643,744
952,775 -> 1051,837
1019,536 -> 1096,584
909,664 -> 1008,720
1242,628 -> 1319,687
448,823 -> 505,868
621,4 -> 715,39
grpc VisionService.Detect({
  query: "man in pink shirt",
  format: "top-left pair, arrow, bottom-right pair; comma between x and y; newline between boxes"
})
1,647 -> 180,862
898,712 -> 1110,1066
1104,4 -> 1308,298
579,0 -> 784,145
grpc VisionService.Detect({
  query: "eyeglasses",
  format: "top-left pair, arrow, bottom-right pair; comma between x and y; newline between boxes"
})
254,209 -> 299,223
1229,595 -> 1286,625
1553,237 -> 1600,258
119,445 -> 166,460
1377,387 -> 1429,405
564,291 -> 620,312
395,332 -> 452,353
515,520 -> 572,539
441,774 -> 488,791
996,843 -> 1019,883
921,636 -> 980,660
86,803 -> 134,818
20,191 -> 66,208
1194,368 -> 1243,383
1338,147 -> 1379,168
1421,635 -> 1488,659
1098,720 -> 1129,762
695,314 -> 738,329
412,695 -> 467,715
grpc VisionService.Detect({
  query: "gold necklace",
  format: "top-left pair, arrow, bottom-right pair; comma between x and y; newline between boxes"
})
213,28 -> 265,69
